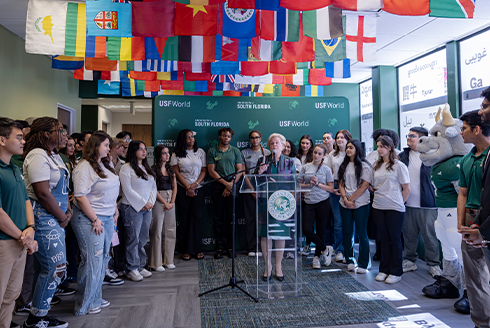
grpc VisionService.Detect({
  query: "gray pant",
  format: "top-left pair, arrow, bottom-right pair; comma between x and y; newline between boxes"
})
121,203 -> 153,272
402,206 -> 440,266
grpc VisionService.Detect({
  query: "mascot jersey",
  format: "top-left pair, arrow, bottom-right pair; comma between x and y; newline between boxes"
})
430,156 -> 462,208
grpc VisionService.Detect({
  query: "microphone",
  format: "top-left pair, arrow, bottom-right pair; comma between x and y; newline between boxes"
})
272,150 -> 278,168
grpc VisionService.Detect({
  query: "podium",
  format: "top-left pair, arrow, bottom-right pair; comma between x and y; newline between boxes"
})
240,173 -> 315,299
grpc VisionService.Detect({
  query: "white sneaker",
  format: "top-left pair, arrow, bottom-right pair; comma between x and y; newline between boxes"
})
89,307 -> 101,315
375,272 -> 388,282
140,268 -> 152,278
257,252 -> 263,257
106,269 -> 118,279
342,258 -> 346,264
429,265 -> 442,278
335,252 -> 344,262
301,244 -> 312,256
347,263 -> 358,272
385,274 -> 402,284
126,269 -> 143,282
154,266 -> 165,272
248,252 -> 256,257
357,267 -> 368,274
321,248 -> 332,266
165,264 -> 176,270
312,256 -> 321,269
402,259 -> 417,272
101,299 -> 110,308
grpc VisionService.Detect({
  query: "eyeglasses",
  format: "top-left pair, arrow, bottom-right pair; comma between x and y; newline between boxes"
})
50,128 -> 67,136
250,136 -> 260,140
122,138 -> 131,142
406,134 -> 419,139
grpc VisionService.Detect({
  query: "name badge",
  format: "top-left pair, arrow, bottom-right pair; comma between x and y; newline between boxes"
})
215,156 -> 221,161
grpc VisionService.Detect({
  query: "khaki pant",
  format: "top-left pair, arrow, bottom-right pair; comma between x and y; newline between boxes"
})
149,190 -> 176,268
0,239 -> 27,328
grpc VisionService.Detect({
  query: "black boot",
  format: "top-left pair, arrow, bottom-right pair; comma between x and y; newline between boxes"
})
422,275 -> 460,298
454,290 -> 471,314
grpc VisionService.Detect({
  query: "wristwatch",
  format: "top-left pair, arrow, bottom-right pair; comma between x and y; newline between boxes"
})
27,224 -> 36,231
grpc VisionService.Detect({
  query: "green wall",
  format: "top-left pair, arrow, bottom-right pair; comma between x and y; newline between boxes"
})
372,66 -> 398,134
0,25 -> 81,129
324,83 -> 360,139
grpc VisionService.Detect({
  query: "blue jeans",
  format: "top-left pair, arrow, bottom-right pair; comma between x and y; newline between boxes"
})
340,205 -> 371,269
71,207 -> 113,315
329,193 -> 344,254
121,204 -> 152,272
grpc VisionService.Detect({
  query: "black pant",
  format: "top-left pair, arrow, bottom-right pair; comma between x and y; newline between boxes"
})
211,183 -> 234,251
303,199 -> 330,256
65,221 -> 79,278
373,208 -> 405,276
113,202 -> 127,273
176,184 -> 204,254
243,193 -> 257,252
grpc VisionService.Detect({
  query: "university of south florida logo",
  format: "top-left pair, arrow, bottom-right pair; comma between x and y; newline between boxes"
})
95,11 -> 118,30
224,0 -> 254,22
206,101 -> 218,110
248,120 -> 259,129
167,118 -> 178,128
268,190 -> 296,221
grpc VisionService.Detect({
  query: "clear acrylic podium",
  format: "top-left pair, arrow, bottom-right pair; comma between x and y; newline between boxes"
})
240,173 -> 314,299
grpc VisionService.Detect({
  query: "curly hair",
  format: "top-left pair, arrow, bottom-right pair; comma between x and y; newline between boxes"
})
23,117 -> 60,157
285,139 -> 298,158
82,131 -> 115,178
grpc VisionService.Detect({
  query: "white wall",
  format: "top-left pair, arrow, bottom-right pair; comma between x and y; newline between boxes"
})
111,112 -> 152,137
98,106 -> 113,136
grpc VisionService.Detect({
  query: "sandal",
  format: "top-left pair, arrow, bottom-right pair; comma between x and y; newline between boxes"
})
196,252 -> 204,260
182,254 -> 191,261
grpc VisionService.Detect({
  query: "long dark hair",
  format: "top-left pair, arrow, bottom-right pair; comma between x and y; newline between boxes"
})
296,134 -> 313,163
60,136 -> 77,168
24,117 -> 60,157
153,145 -> 174,184
285,139 -> 298,158
333,129 -> 353,156
338,140 -> 369,187
127,140 -> 155,180
373,136 -> 398,172
174,129 -> 198,158
82,131 -> 115,178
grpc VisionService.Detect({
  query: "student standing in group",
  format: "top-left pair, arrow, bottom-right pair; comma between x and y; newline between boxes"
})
108,139 -> 125,175
327,129 -> 353,262
172,129 -> 207,261
323,132 -> 335,155
241,130 -> 270,257
23,117 -> 70,328
299,144 -> 335,269
372,136 -> 410,284
0,118 -> 38,328
297,135 -> 314,256
148,145 -> 177,272
71,131 -> 120,315
115,131 -> 132,161
207,128 -> 243,259
119,141 -> 157,282
283,139 -> 301,173
338,140 -> 372,273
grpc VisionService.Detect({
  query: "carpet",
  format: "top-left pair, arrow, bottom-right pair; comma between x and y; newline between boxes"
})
199,256 -> 402,328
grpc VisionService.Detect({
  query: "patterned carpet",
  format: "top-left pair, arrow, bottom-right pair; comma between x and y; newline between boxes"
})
199,256 -> 402,328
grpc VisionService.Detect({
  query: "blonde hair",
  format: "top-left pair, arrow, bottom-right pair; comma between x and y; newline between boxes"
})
267,133 -> 286,148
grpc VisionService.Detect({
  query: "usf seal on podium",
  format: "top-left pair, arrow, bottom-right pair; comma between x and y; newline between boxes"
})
268,190 -> 296,221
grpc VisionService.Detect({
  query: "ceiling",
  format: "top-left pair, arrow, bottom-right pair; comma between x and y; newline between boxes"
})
2,0 -> 490,112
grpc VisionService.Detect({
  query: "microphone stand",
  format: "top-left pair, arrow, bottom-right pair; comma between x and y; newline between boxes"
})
198,161 -> 270,302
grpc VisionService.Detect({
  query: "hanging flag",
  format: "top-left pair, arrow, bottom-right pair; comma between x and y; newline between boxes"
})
85,36 -> 106,58
345,15 -> 376,62
98,80 -> 120,95
382,0 -> 429,15
332,0 -> 383,11
174,3 -> 218,36
173,0 -> 225,4
144,90 -> 164,98
132,0 -> 175,37
215,36 -> 249,61
178,36 -> 215,62
309,68 -> 332,85
282,83 -> 300,96
145,37 -> 168,60
429,0 -> 475,18
130,71 -> 157,81
228,0 -> 279,9
269,61 -> 296,75
52,55 -> 84,70
85,57 -> 118,71
136,80 -> 161,92
260,7 -> 300,42
280,0 -> 333,11
281,14 -> 314,62
234,74 -> 261,84
132,60 -> 178,72
283,69 -> 309,85
178,62 -> 211,73
185,80 -> 209,91
64,2 -> 86,57
211,74 -> 235,83
219,0 -> 258,39
122,78 -> 144,97
211,61 -> 240,74
303,6 -> 343,40
185,72 -> 212,81
26,0 -> 68,55
86,1 -> 132,37
314,37 -> 346,62
303,85 -> 325,97
161,36 -> 179,60
75,67 -> 100,81
325,59 -> 351,78
261,84 -> 282,96
161,72 -> 185,89
258,73 -> 283,84
162,90 -> 184,95
239,61 -> 269,76
250,37 -> 282,61
107,36 -> 145,61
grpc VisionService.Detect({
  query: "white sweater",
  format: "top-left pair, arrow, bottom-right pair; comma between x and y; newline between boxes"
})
119,163 -> 157,212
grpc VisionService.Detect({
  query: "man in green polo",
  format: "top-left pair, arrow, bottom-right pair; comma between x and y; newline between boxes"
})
0,118 -> 38,326
207,127 -> 243,259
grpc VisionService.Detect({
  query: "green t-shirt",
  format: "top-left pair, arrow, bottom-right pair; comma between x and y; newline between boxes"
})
0,159 -> 29,240
430,156 -> 462,208
10,154 -> 24,172
207,145 -> 243,178
459,146 -> 489,209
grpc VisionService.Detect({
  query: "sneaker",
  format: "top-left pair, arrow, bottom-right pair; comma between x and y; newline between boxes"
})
301,244 -> 312,256
248,252 -> 256,257
66,276 -> 77,283
126,269 -> 143,282
357,267 -> 368,274
429,265 -> 442,278
347,263 -> 358,272
327,246 -> 334,257
106,269 -> 118,279
257,252 -> 263,257
214,249 -> 224,259
402,259 -> 417,272
103,274 -> 124,286
312,256 -> 321,269
285,252 -> 295,259
164,264 -> 176,270
375,272 -> 388,282
54,286 -> 75,296
88,307 -> 101,315
139,268 -> 152,278
153,266 -> 165,272
342,258 -> 346,264
101,299 -> 110,308
50,296 -> 61,305
10,322 -> 20,328
23,315 -> 68,328
385,274 -> 402,284
117,271 -> 125,277
14,302 -> 31,315
321,248 -> 332,266
335,252 -> 344,262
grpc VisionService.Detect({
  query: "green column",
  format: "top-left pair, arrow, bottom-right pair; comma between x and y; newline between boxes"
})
323,83 -> 360,139
372,65 -> 398,139
81,105 -> 99,132
446,41 -> 460,117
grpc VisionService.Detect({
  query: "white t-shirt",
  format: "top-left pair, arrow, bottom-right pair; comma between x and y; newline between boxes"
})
73,160 -> 120,216
300,163 -> 334,204
300,155 -> 307,166
327,151 -> 346,180
119,163 -> 157,212
372,159 -> 410,212
405,150 -> 422,208
340,162 -> 372,209
24,149 -> 69,201
170,148 -> 206,188
291,157 -> 302,173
